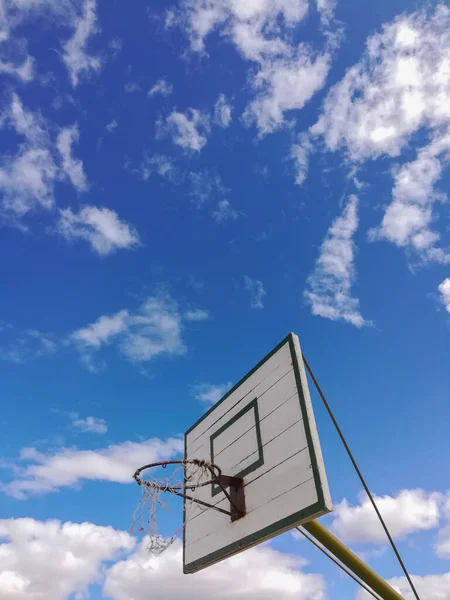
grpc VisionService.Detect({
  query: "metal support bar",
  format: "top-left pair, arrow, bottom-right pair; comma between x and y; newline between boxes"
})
216,475 -> 246,521
303,520 -> 405,600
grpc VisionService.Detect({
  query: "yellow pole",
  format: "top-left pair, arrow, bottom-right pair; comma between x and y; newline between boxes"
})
303,520 -> 405,600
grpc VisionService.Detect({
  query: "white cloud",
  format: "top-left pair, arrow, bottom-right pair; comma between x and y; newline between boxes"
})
2,436 -> 183,498
184,309 -> 210,321
190,382 -> 232,405
332,489 -> 442,544
357,573 -> 450,600
438,279 -> 450,314
134,153 -> 178,183
106,118 -> 118,132
175,0 -> 310,60
244,49 -> 330,136
0,329 -> 58,363
291,133 -> 313,185
149,78 -> 173,97
0,94 -> 88,224
72,415 -> 107,434
244,276 -> 266,309
304,196 -> 369,327
212,199 -> 238,223
124,81 -> 140,93
0,95 -> 57,219
214,93 -> 232,127
175,0 -> 332,136
188,170 -> 226,207
307,6 -> 450,262
368,129 -> 450,263
310,5 -> 450,161
56,125 -> 88,191
62,0 -> 101,87
0,55 -> 33,81
104,540 -> 326,600
0,518 -> 135,600
70,294 -> 194,368
56,205 -> 140,256
158,108 -> 210,152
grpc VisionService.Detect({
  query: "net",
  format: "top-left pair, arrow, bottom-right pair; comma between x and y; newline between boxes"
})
131,460 -> 214,556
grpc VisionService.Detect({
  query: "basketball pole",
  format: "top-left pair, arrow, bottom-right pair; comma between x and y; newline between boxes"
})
303,520 -> 405,600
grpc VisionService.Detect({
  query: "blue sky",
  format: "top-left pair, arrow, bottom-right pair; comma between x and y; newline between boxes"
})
1,0 -> 450,598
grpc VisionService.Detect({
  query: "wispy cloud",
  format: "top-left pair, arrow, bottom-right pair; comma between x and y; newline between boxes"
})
56,206 -> 140,256
71,415 -> 107,434
304,196 -> 369,327
157,108 -> 210,152
184,309 -> 210,321
57,125 -> 88,191
148,78 -> 173,97
188,170 -> 225,207
62,0 -> 101,87
2,436 -> 183,498
213,94 -> 232,128
69,294 -> 204,369
0,329 -> 58,364
244,276 -> 266,309
212,200 -> 238,223
190,382 -> 232,405
106,119 -> 118,132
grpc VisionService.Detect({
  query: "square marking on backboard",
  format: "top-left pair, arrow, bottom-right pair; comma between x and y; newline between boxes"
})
210,398 -> 263,496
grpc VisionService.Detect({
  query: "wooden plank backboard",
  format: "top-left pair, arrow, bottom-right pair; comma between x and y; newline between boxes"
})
183,333 -> 332,574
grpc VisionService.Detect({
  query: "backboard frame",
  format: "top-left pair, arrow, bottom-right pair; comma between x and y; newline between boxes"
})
183,332 -> 332,574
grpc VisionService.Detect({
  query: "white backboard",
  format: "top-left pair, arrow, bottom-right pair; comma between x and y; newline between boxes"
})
183,333 -> 332,574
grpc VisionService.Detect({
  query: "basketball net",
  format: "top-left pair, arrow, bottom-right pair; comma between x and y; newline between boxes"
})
131,461 -> 212,555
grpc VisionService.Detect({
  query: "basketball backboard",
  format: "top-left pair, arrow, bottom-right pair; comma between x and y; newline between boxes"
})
183,332 -> 332,574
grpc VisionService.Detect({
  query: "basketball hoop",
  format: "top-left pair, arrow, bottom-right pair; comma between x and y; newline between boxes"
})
131,459 -> 246,556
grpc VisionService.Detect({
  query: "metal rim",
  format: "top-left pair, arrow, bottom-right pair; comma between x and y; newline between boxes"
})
133,459 -> 222,490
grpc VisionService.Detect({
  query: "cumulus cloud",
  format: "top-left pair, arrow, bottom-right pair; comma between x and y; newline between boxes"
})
149,78 -> 173,97
0,94 -> 89,226
306,5 -> 450,262
212,199 -> 238,223
174,0 -> 333,136
56,125 -> 88,191
132,153 -> 179,183
62,0 -> 101,86
56,205 -> 140,256
0,518 -> 135,600
71,415 -> 107,434
438,279 -> 450,313
213,93 -> 232,127
104,540 -> 326,600
331,489 -> 442,544
190,381 -> 232,405
304,196 -> 369,327
69,294 -> 202,369
2,436 -> 183,498
244,276 -> 266,309
0,95 -> 57,220
368,129 -> 450,263
357,573 -> 450,600
157,108 -> 211,152
244,49 -> 330,136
